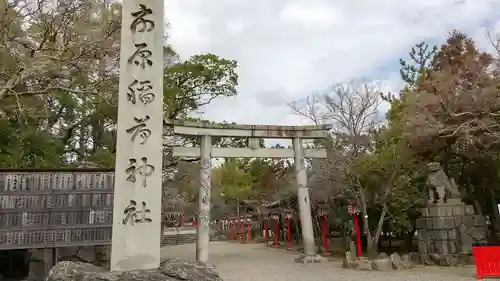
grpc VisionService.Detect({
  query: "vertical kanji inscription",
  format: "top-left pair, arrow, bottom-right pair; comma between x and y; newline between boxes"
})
128,43 -> 153,69
127,79 -> 155,105
126,115 -> 151,144
130,4 -> 155,32
125,157 -> 155,187
111,0 -> 164,271
122,200 -> 152,225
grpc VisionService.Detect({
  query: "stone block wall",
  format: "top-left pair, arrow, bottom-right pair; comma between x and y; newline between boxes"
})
27,246 -> 110,281
26,230 -> 227,281
416,204 -> 486,255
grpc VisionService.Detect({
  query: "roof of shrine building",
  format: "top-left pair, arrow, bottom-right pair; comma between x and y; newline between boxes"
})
165,120 -> 333,139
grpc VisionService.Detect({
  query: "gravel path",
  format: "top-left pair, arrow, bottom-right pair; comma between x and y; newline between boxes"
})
160,242 -> 494,281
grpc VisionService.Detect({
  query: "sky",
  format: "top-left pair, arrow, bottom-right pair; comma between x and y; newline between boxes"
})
164,0 -> 500,127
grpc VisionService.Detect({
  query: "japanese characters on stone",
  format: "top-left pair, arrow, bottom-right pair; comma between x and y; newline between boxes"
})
122,200 -> 152,225
121,3 -> 157,225
130,4 -> 154,33
127,80 -> 155,105
127,4 -> 155,68
128,43 -> 153,69
125,157 -> 155,188
126,115 -> 151,144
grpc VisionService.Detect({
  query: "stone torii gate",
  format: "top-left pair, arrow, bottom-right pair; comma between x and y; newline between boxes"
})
168,120 -> 332,263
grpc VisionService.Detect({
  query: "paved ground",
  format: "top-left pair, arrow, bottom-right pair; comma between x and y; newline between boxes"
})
160,242 -> 494,281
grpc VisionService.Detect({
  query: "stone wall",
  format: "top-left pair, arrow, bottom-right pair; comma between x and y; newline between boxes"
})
28,246 -> 110,281
26,230 -> 226,281
416,204 -> 486,255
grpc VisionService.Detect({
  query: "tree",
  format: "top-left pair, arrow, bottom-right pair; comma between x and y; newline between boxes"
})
400,30 -> 500,238
212,159 -> 253,213
290,79 -> 428,255
245,157 -> 296,201
0,0 -> 240,169
289,80 -> 382,245
164,54 -> 238,120
288,81 -> 382,196
0,0 -> 122,167
349,127 -> 426,255
404,31 -> 499,158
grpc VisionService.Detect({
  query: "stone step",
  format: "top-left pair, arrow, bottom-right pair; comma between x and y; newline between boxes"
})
162,232 -> 226,245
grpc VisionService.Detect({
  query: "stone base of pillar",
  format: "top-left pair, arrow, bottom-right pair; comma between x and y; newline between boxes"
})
416,204 -> 486,256
46,259 -> 222,281
294,254 -> 324,264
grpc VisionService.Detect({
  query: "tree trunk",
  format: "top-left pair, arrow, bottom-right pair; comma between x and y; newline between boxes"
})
405,229 -> 416,252
78,123 -> 86,161
363,213 -> 375,257
0,69 -> 23,101
371,203 -> 388,256
358,188 -> 376,257
490,192 -> 500,242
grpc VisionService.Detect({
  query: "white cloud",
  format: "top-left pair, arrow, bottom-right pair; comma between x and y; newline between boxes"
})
164,1 -> 208,53
165,0 -> 500,126
225,20 -> 246,34
279,4 -> 342,25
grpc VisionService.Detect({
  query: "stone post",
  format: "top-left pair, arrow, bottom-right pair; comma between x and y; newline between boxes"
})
110,0 -> 163,272
293,137 -> 317,258
196,135 -> 212,262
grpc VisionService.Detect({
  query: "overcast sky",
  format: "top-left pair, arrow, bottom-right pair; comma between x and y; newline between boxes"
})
164,0 -> 500,126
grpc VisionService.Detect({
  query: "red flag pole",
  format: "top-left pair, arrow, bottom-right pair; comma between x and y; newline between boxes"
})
353,212 -> 362,257
240,220 -> 244,242
322,215 -> 328,251
287,218 -> 291,249
265,221 -> 269,245
234,220 -> 239,240
247,221 -> 251,241
274,217 -> 279,248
